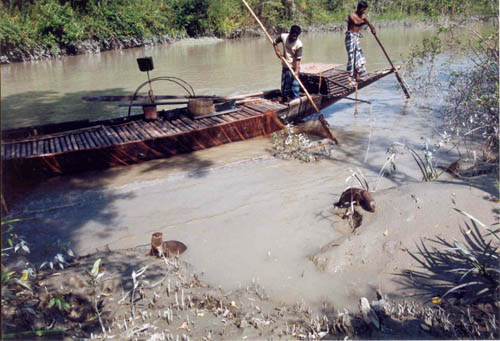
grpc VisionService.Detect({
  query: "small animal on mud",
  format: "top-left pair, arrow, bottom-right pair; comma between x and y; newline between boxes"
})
334,188 -> 376,212
162,240 -> 187,258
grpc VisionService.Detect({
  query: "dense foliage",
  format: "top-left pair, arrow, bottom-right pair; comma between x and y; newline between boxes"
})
405,20 -> 499,160
0,0 -> 497,55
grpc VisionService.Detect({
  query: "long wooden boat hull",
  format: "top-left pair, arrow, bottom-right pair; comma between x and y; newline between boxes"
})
2,66 -> 394,187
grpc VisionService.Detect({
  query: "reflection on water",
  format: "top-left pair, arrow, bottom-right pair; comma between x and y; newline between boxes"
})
2,27 -> 439,130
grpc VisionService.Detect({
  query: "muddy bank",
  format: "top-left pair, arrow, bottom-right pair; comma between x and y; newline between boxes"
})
3,246 -> 497,339
1,17 -> 489,64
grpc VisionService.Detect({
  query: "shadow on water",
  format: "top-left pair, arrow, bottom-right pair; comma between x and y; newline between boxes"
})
138,152 -> 214,178
1,88 -> 138,130
1,85 -> 216,267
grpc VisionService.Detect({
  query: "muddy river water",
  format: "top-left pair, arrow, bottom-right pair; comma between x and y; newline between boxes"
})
1,25 -> 478,310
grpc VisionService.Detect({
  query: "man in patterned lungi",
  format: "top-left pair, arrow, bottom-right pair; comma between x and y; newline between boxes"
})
346,1 -> 376,82
273,25 -> 303,102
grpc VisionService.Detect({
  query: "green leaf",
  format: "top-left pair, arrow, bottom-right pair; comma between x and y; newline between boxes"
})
1,218 -> 22,225
453,208 -> 500,242
91,258 -> 101,277
49,297 -> 55,307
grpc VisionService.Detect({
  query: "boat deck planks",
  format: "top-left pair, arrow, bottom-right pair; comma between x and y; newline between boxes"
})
2,66 -> 395,184
1,100 -> 279,161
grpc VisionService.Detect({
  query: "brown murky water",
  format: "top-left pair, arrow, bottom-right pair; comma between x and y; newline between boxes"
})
2,26 -> 469,310
2,27 -> 435,129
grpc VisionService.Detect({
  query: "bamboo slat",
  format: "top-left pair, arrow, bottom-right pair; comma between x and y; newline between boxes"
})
5,145 -> 11,159
158,120 -> 178,134
58,136 -> 68,152
53,137 -> 63,153
208,116 -> 226,125
20,142 -> 26,157
101,127 -> 120,145
178,116 -> 201,130
43,140 -> 50,154
138,121 -> 158,138
49,138 -> 56,154
96,130 -> 113,146
112,126 -> 131,142
194,118 -> 211,128
37,140 -> 44,155
73,133 -> 87,150
26,142 -> 32,156
117,125 -> 136,141
68,134 -> 79,151
150,121 -> 170,135
141,122 -> 162,138
171,119 -> 191,132
145,122 -> 164,136
88,130 -> 105,147
129,121 -> 151,140
105,127 -> 125,144
240,106 -> 261,116
83,131 -> 98,148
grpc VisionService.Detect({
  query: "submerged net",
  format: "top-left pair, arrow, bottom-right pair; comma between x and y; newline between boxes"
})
271,123 -> 333,162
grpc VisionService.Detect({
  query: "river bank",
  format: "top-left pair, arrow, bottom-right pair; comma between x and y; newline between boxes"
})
3,159 -> 498,339
2,15 -> 498,338
0,16 -> 490,64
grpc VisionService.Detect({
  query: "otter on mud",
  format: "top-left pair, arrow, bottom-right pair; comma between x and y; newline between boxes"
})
334,187 -> 376,212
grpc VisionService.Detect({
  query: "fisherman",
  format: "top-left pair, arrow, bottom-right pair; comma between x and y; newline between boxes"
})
273,25 -> 303,102
346,1 -> 376,82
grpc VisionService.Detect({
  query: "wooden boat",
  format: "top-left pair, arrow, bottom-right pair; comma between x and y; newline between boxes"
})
1,63 -> 394,186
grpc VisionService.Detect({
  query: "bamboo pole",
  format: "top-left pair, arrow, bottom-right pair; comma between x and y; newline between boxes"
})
241,0 -> 337,143
344,96 -> 371,104
371,32 -> 411,98
1,193 -> 8,216
354,83 -> 358,115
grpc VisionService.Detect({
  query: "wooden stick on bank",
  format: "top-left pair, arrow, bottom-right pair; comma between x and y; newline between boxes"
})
241,0 -> 337,143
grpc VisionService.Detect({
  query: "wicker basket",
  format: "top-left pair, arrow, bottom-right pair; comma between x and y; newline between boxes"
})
187,99 -> 215,117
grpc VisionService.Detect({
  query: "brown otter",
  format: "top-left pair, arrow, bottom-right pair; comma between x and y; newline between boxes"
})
162,240 -> 187,258
334,188 -> 376,212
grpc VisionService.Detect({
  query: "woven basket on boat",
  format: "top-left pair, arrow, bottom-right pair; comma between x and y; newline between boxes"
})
299,68 -> 353,97
187,99 -> 215,116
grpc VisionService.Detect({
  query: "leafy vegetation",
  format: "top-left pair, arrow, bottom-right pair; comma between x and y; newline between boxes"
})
401,210 -> 499,307
405,20 -> 499,161
1,0 -> 497,59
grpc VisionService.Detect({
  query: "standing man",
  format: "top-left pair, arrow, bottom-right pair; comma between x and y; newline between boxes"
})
346,1 -> 376,82
273,25 -> 303,101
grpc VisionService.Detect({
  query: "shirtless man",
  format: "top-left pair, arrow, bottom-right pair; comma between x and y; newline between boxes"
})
345,1 -> 376,82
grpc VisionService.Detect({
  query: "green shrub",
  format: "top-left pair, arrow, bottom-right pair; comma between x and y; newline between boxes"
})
1,0 -> 497,55
32,0 -> 85,45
